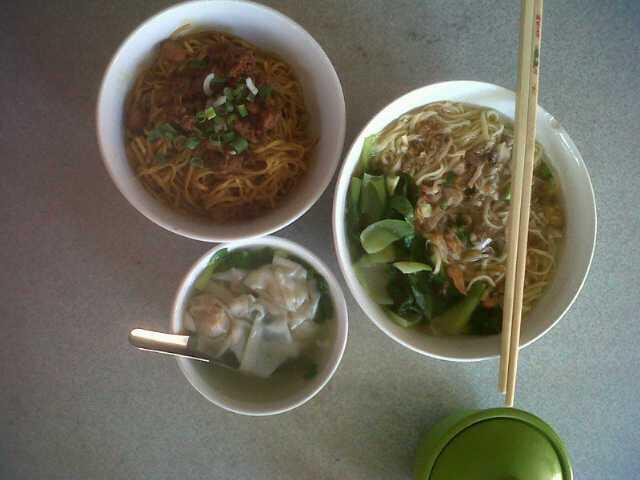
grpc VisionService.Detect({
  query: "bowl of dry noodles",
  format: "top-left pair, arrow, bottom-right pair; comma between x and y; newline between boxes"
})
97,0 -> 345,241
333,81 -> 596,361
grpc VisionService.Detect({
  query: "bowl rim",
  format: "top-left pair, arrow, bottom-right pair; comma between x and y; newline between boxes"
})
96,0 -> 346,243
170,235 -> 349,415
332,80 -> 597,362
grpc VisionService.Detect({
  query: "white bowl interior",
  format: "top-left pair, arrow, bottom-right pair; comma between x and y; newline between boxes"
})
171,236 -> 348,415
97,0 -> 345,242
333,81 -> 596,361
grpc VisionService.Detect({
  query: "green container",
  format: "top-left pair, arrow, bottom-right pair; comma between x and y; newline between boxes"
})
415,408 -> 573,480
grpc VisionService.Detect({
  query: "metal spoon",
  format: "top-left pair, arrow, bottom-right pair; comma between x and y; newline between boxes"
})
128,328 -> 239,369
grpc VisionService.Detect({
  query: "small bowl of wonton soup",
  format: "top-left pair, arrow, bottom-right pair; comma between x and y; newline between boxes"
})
172,236 -> 348,415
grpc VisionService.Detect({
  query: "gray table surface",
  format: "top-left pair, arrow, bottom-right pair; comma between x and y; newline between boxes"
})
2,0 -> 639,478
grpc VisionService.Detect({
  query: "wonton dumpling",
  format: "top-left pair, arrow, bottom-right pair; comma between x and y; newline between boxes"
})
188,294 -> 230,338
240,317 -> 300,378
244,259 -> 309,312
227,294 -> 266,323
202,281 -> 235,305
213,268 -> 247,294
287,281 -> 320,330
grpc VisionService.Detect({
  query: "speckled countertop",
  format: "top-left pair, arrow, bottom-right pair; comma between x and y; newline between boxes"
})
2,1 -> 639,478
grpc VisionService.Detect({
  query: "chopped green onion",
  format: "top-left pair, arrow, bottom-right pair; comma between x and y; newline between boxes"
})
147,123 -> 178,142
185,137 -> 201,150
246,93 -> 256,102
212,77 -> 226,85
258,85 -> 273,99
195,110 -> 207,123
213,116 -> 226,126
190,156 -> 203,167
227,113 -> 239,126
204,106 -> 216,120
237,104 -> 248,118
222,131 -> 236,143
232,136 -> 249,154
225,103 -> 235,113
505,191 -> 512,201
223,87 -> 233,100
233,84 -> 247,98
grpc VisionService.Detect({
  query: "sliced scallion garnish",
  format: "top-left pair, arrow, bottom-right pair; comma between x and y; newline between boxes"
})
237,104 -> 248,118
185,137 -> 201,150
232,136 -> 249,154
204,106 -> 216,120
222,131 -> 236,143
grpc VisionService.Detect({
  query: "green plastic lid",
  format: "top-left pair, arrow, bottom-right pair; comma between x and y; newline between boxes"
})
415,408 -> 573,480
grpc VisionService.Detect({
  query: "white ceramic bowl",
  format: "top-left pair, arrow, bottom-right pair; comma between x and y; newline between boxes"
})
333,81 -> 597,362
171,236 -> 348,415
97,0 -> 345,242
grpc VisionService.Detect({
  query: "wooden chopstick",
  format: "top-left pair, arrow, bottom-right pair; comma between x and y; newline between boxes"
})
498,0 -> 537,394
505,0 -> 544,407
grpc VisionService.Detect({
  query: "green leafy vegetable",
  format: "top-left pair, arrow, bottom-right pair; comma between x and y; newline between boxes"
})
389,195 -> 415,223
470,306 -> 502,335
190,156 -> 203,167
194,248 -> 229,290
360,174 -> 387,227
356,244 -> 397,267
354,263 -> 394,305
385,308 -> 422,328
216,247 -> 274,272
431,282 -> 487,335
347,177 -> 363,256
393,261 -> 432,274
408,272 -> 434,320
386,176 -> 400,196
355,134 -> 378,175
313,275 -> 333,324
360,219 -> 413,254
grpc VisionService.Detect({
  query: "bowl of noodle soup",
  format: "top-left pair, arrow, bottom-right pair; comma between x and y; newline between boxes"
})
97,0 -> 345,241
333,81 -> 596,361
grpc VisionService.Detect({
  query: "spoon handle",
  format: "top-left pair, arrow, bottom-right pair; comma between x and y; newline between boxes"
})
128,328 -> 210,363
